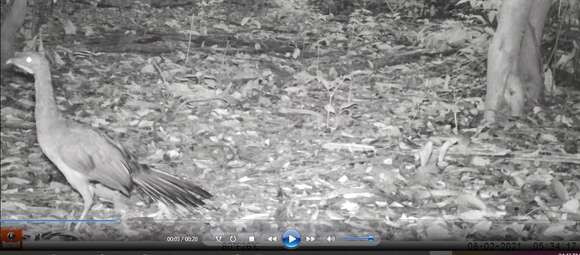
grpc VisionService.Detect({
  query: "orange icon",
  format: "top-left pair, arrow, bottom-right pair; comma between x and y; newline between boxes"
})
1,227 -> 23,249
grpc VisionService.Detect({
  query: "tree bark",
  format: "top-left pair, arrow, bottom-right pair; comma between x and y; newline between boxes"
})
1,0 -> 28,72
485,0 -> 552,123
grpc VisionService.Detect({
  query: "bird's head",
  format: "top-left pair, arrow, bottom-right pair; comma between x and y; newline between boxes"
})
6,52 -> 50,75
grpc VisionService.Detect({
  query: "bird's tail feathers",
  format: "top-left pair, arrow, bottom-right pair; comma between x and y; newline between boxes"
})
132,167 -> 212,212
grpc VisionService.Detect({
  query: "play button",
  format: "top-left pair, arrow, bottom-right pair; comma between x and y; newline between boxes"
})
281,229 -> 301,249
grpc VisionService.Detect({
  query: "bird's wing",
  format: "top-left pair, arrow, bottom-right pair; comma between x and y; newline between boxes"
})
54,121 -> 136,196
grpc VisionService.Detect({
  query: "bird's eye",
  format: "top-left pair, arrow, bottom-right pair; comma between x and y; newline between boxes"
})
26,57 -> 32,63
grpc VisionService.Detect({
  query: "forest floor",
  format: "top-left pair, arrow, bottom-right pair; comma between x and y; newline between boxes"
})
1,1 -> 579,242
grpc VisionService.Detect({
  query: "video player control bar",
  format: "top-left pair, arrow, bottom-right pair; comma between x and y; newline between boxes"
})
202,230 -> 380,248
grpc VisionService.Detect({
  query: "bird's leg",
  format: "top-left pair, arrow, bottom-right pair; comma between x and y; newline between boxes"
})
112,193 -> 139,237
74,185 -> 94,232
93,184 -> 138,237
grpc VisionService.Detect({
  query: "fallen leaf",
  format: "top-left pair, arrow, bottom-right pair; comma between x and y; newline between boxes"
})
425,222 -> 452,240
457,194 -> 487,211
471,220 -> 492,234
542,224 -> 569,238
459,209 -> 487,222
325,210 -> 345,220
471,156 -> 490,167
551,179 -> 569,201
562,199 -> 579,214
340,201 -> 360,214
6,177 -> 30,185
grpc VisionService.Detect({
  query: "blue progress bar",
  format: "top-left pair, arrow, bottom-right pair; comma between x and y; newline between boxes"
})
343,235 -> 375,242
0,219 -> 120,223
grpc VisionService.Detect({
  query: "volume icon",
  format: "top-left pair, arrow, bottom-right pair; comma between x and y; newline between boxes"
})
326,235 -> 336,242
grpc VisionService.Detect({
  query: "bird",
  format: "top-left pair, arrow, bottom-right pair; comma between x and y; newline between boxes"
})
6,52 -> 212,230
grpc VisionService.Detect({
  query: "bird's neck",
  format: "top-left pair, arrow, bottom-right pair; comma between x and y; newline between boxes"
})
33,67 -> 63,129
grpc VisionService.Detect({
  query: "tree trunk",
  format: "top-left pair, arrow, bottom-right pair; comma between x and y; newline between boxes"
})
485,0 -> 552,123
1,0 -> 28,72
